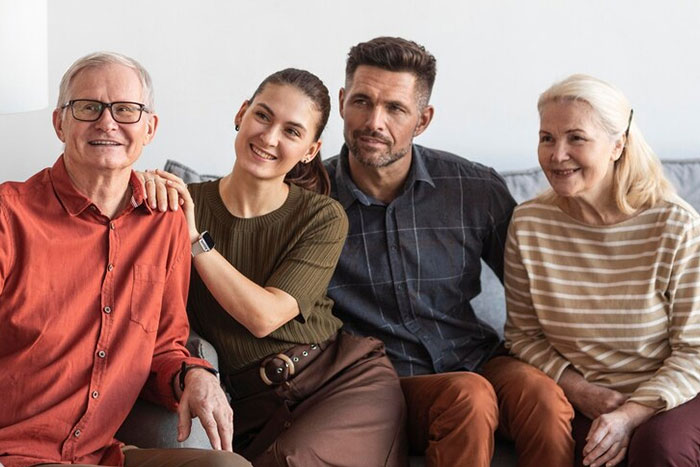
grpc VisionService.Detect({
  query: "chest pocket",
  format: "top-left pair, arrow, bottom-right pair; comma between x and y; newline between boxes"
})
130,264 -> 165,332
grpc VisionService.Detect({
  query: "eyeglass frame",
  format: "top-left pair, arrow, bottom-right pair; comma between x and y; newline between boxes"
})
60,99 -> 152,124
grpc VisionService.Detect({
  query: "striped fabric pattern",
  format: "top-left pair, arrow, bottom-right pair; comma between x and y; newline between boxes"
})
505,195 -> 700,411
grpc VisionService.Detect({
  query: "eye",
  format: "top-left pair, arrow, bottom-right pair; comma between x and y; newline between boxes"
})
352,97 -> 368,106
255,111 -> 270,121
388,103 -> 405,114
569,134 -> 587,143
539,134 -> 553,143
285,127 -> 301,138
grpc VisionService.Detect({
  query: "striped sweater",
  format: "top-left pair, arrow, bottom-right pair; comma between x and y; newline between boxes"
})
505,194 -> 700,411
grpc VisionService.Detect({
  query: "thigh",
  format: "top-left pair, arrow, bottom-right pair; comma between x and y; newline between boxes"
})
400,371 -> 497,454
124,447 -> 251,467
628,394 -> 700,466
257,339 -> 406,466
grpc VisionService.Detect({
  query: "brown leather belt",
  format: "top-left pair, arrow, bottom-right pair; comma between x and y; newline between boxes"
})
223,341 -> 329,400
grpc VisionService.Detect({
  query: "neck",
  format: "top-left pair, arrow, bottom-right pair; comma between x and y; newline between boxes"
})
556,194 -> 629,225
347,150 -> 412,204
63,157 -> 132,219
220,165 -> 289,218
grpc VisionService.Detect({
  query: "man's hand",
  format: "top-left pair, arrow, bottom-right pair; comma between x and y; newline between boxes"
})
559,368 -> 626,419
583,402 -> 655,467
176,368 -> 233,451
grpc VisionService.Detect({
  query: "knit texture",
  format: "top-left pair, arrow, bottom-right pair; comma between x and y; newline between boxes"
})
505,194 -> 700,411
187,180 -> 347,372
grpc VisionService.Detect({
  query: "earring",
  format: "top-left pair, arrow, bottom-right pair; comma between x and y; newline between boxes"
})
235,124 -> 240,131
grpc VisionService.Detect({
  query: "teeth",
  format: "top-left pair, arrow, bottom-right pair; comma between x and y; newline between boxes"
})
89,141 -> 119,146
251,145 -> 276,160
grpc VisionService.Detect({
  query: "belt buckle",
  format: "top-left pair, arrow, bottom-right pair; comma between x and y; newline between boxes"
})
259,352 -> 296,386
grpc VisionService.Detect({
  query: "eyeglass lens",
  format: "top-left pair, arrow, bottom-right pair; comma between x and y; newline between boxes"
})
71,100 -> 144,123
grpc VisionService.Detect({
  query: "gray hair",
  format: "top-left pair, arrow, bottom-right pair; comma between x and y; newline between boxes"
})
56,51 -> 154,110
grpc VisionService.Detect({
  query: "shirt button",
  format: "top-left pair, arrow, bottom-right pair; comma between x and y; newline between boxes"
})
74,429 -> 81,437
104,306 -> 112,314
283,421 -> 292,429
92,391 -> 99,399
107,263 -> 114,272
97,350 -> 106,358
90,206 -> 96,211
109,222 -> 115,230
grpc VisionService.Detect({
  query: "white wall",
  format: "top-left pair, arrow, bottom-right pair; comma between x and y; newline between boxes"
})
2,0 -> 699,182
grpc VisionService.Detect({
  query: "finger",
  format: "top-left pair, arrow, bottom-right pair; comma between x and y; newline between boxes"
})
154,176 -> 168,212
135,171 -> 147,197
214,403 -> 234,452
146,177 -> 157,209
589,440 -> 620,467
155,169 -> 186,186
605,445 -> 627,467
177,396 -> 192,442
167,186 -> 180,212
584,434 -> 616,467
198,409 -> 223,450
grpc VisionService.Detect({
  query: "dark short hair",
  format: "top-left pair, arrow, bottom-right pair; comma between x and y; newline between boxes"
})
345,36 -> 437,107
249,68 -> 331,195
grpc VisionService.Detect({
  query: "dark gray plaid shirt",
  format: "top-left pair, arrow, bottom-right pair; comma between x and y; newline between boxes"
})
325,145 -> 516,376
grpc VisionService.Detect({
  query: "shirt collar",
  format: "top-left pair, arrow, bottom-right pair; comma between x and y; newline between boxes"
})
50,154 -> 152,217
334,144 -> 435,209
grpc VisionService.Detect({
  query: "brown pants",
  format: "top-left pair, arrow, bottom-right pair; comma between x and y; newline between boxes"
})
36,447 -> 251,467
231,332 -> 407,467
483,356 -> 575,467
572,393 -> 700,467
401,356 -> 574,467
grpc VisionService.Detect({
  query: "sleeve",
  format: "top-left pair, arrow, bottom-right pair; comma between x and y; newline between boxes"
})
140,212 -> 214,411
0,201 -> 14,295
480,169 -> 517,283
628,217 -> 700,411
503,215 -> 571,382
266,199 -> 349,321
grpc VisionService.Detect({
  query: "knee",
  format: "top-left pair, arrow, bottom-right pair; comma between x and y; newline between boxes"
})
435,373 -> 498,421
188,450 -> 252,467
628,418 -> 687,466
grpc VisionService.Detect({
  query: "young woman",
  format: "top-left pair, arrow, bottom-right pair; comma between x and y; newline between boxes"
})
152,69 -> 406,466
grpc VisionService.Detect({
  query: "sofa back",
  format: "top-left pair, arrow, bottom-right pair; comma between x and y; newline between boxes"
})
473,158 -> 700,338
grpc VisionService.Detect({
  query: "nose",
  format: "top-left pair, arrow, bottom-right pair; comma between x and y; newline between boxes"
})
259,125 -> 279,148
365,106 -> 385,131
551,141 -> 569,163
94,105 -> 119,132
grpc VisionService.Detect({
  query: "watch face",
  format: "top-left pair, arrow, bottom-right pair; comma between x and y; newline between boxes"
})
201,231 -> 215,249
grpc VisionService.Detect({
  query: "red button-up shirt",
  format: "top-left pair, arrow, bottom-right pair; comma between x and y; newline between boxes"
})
0,156 -> 210,467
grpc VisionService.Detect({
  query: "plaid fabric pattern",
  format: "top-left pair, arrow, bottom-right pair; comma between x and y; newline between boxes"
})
325,145 -> 516,376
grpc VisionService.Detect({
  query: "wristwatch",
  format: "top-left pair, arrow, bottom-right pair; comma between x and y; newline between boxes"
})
191,231 -> 215,257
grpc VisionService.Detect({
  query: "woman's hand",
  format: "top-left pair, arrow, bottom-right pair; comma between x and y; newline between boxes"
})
153,169 -> 199,242
582,402 -> 655,467
134,170 -> 181,213
559,368 -> 626,419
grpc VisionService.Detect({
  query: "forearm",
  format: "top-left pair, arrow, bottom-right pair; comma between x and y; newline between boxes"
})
193,249 -> 299,337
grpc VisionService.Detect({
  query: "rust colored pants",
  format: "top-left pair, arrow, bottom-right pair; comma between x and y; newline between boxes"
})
401,355 -> 574,467
231,332 -> 407,467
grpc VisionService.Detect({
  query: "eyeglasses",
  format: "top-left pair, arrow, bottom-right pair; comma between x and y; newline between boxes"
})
61,99 -> 151,124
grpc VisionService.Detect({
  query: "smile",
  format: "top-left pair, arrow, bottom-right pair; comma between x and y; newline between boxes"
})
88,140 -> 121,146
551,168 -> 580,176
251,144 -> 277,161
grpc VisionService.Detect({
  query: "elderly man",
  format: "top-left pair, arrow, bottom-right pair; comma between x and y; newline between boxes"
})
324,37 -> 574,466
0,52 -> 249,467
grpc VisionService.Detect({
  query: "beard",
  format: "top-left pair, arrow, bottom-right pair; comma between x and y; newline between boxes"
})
345,129 -> 410,168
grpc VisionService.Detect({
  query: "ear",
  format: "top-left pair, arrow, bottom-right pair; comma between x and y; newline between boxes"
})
234,100 -> 250,128
338,88 -> 346,119
52,108 -> 66,142
142,113 -> 159,146
303,140 -> 323,163
413,105 -> 435,137
612,136 -> 625,162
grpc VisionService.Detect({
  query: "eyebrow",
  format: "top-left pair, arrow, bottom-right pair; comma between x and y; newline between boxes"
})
256,102 -> 307,132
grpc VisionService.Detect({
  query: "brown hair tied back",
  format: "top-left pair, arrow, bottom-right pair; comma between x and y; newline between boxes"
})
249,68 -> 331,195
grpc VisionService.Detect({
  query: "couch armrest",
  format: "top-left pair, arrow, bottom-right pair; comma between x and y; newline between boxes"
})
116,331 -> 221,448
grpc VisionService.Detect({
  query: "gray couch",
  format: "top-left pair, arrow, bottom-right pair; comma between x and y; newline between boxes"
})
117,158 -> 700,466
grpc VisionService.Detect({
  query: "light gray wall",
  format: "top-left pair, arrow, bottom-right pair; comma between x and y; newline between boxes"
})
2,0 -> 699,182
